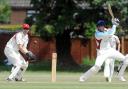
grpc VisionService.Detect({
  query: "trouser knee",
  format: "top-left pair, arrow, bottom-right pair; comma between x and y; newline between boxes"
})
123,60 -> 128,65
123,55 -> 128,65
22,61 -> 29,68
13,61 -> 28,72
91,65 -> 101,72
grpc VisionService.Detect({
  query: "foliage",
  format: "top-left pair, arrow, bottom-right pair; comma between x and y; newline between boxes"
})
29,0 -> 93,38
27,0 -> 128,66
29,0 -> 128,38
0,25 -> 37,35
84,22 -> 96,38
0,0 -> 11,24
0,24 -> 21,31
82,57 -> 95,66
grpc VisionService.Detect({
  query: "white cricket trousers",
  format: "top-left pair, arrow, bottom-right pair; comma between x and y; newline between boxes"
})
80,48 -> 128,81
4,47 -> 28,79
104,59 -> 115,78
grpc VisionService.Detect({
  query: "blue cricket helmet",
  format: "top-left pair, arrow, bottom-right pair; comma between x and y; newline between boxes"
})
96,20 -> 106,27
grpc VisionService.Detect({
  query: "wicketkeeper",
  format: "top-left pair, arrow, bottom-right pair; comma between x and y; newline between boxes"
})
4,23 -> 36,81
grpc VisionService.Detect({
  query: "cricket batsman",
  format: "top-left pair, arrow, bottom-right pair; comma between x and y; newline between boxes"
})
4,23 -> 36,81
79,18 -> 128,82
104,35 -> 120,82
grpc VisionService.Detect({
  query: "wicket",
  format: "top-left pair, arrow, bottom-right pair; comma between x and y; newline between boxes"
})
51,52 -> 57,82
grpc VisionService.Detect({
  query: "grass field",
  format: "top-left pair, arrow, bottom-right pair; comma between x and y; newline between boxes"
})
0,71 -> 128,89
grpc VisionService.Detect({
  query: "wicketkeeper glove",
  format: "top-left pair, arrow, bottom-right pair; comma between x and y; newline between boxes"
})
111,18 -> 120,26
26,51 -> 37,60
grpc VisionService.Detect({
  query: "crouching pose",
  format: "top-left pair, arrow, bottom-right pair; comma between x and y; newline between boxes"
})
79,18 -> 128,82
4,24 -> 36,81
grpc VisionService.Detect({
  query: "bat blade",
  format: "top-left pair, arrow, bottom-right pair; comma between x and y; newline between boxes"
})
108,4 -> 114,19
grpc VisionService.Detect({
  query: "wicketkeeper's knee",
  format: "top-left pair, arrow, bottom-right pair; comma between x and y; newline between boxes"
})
21,61 -> 29,68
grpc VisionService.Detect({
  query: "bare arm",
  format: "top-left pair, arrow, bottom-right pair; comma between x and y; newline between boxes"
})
18,44 -> 28,54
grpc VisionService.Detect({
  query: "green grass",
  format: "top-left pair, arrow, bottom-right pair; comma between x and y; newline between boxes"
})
0,71 -> 128,89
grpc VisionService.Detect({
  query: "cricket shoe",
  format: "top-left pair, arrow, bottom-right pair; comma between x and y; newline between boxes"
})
119,77 -> 126,82
105,77 -> 111,83
79,76 -> 85,82
6,78 -> 14,82
15,78 -> 26,82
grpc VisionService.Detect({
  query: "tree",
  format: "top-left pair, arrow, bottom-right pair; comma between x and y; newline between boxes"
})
0,0 -> 11,24
30,0 -> 128,37
29,0 -> 128,66
30,0 -> 80,66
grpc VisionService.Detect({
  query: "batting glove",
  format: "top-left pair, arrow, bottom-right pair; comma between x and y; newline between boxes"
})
112,18 -> 120,26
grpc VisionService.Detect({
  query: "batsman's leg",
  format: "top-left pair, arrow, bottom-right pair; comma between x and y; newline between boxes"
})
109,50 -> 128,82
118,63 -> 127,81
104,59 -> 111,78
108,59 -> 115,82
118,56 -> 128,82
79,65 -> 100,82
79,54 -> 107,82
104,59 -> 112,82
115,54 -> 128,81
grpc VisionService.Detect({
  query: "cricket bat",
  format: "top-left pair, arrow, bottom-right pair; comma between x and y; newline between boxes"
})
108,4 -> 114,19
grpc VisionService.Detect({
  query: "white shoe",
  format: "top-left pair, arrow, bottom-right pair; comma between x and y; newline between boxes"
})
119,77 -> 126,82
19,78 -> 26,82
79,77 -> 85,82
15,78 -> 26,82
105,77 -> 111,83
6,78 -> 14,81
108,78 -> 111,83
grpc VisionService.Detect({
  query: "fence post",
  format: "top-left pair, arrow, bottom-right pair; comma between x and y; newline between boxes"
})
90,38 -> 94,60
121,36 -> 124,54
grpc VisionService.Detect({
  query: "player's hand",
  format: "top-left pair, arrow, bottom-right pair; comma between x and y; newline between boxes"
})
26,51 -> 37,60
111,18 -> 120,26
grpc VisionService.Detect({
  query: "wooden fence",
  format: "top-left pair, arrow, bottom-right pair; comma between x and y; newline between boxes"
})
0,33 -> 128,64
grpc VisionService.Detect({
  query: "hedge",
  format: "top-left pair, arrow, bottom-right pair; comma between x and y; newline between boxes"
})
0,24 -> 36,35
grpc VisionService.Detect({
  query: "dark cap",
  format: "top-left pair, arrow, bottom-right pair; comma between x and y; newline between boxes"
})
96,20 -> 106,27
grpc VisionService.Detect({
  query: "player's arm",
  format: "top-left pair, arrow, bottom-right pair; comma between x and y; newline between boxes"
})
15,33 -> 28,54
18,44 -> 28,54
95,25 -> 117,39
18,40 -> 36,61
18,44 -> 37,61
